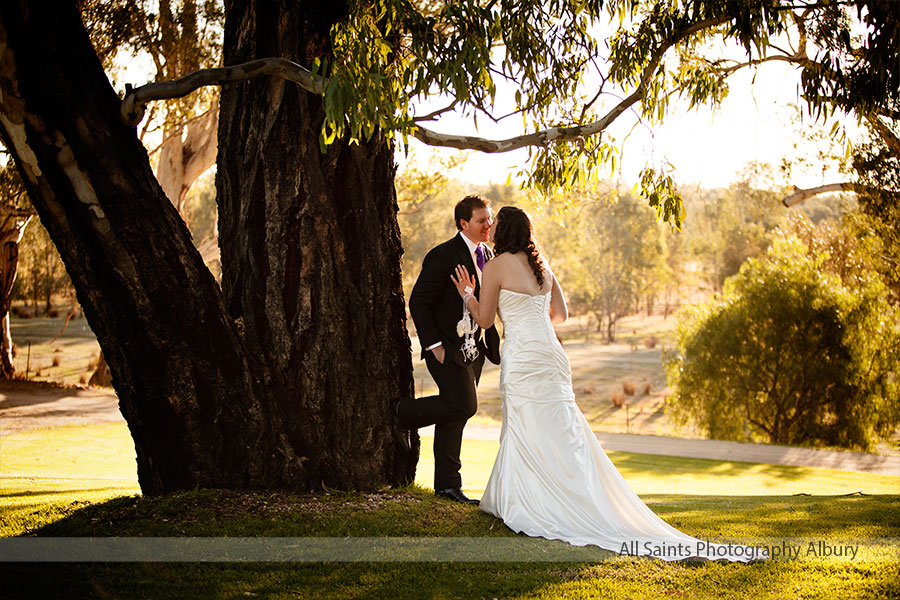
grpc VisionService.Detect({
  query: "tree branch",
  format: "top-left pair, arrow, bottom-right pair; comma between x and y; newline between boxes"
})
412,100 -> 459,122
412,89 -> 642,152
122,58 -> 326,126
710,52 -> 807,76
412,15 -> 730,151
782,182 -> 858,206
121,16 -> 730,153
866,114 -> 900,155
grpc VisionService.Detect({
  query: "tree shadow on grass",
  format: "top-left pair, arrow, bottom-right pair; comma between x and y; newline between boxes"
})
0,379 -> 95,409
1,485 -> 128,499
609,451 -> 813,481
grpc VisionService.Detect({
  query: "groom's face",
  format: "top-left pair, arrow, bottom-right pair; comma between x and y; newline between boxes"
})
461,207 -> 493,244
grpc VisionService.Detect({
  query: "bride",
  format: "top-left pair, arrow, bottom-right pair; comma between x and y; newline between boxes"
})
451,206 -> 764,562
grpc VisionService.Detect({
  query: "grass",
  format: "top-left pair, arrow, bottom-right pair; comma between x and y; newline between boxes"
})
4,423 -> 897,537
1,424 -> 899,598
1,489 -> 898,599
0,423 -> 140,537
9,315 -> 100,385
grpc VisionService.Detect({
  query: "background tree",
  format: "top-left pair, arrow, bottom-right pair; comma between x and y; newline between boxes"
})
682,166 -> 787,292
666,235 -> 900,450
13,219 -> 74,317
0,163 -> 33,377
395,151 -> 469,295
850,134 -> 900,301
563,191 -> 665,342
82,0 -> 223,240
2,1 -> 897,494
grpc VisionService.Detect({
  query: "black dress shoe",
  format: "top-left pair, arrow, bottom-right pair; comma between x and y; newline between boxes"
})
394,398 -> 418,424
391,398 -> 411,452
435,488 -> 480,505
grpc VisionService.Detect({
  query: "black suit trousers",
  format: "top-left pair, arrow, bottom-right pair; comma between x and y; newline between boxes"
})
399,351 -> 485,490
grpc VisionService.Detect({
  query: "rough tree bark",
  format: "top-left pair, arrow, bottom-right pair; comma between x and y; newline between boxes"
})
0,1 -> 416,494
216,0 -> 418,490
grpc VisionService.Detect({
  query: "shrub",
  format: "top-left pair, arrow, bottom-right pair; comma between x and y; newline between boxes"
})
622,381 -> 636,395
611,393 -> 626,407
665,237 -> 900,451
643,336 -> 658,348
642,382 -> 652,395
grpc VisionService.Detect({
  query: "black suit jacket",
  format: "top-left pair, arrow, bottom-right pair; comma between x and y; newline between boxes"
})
409,234 -> 501,366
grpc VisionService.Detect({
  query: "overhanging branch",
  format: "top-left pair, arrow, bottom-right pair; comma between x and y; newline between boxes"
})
120,16 -> 730,154
121,58 -> 326,126
120,58 -> 641,152
412,90 -> 642,152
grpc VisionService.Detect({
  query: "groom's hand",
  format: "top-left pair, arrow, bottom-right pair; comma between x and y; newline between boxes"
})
431,345 -> 446,364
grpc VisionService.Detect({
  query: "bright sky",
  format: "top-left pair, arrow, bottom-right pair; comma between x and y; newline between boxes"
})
399,60 -> 858,192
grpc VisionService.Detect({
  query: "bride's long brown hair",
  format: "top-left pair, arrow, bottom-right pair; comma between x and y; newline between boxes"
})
492,206 -> 544,287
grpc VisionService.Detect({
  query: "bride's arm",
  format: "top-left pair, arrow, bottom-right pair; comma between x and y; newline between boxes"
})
451,264 -> 499,329
549,272 -> 568,325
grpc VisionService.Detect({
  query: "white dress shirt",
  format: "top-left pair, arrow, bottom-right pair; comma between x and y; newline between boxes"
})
458,232 -> 484,286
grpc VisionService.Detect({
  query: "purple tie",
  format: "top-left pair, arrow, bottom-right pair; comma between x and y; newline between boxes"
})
475,245 -> 486,271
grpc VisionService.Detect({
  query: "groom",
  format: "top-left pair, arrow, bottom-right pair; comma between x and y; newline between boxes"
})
397,195 -> 501,505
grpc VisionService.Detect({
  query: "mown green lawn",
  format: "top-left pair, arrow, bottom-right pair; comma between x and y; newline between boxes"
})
1,423 -> 898,599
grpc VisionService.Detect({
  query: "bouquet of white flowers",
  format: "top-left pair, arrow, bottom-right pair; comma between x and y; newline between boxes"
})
456,307 -> 479,362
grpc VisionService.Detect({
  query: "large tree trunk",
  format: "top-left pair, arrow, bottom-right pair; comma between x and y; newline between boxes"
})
217,0 -> 417,490
0,1 -> 416,494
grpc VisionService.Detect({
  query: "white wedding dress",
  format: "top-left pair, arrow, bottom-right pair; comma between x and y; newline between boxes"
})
479,289 -> 765,562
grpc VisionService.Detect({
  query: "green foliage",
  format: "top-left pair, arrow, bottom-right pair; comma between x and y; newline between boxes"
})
666,235 -> 900,450
322,1 -> 806,223
81,2 -> 900,229
638,166 -> 685,228
799,1 -> 900,120
524,137 -> 619,198
327,2 -> 897,225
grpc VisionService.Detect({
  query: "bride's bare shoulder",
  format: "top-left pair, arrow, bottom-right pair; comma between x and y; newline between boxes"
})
485,252 -> 513,268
